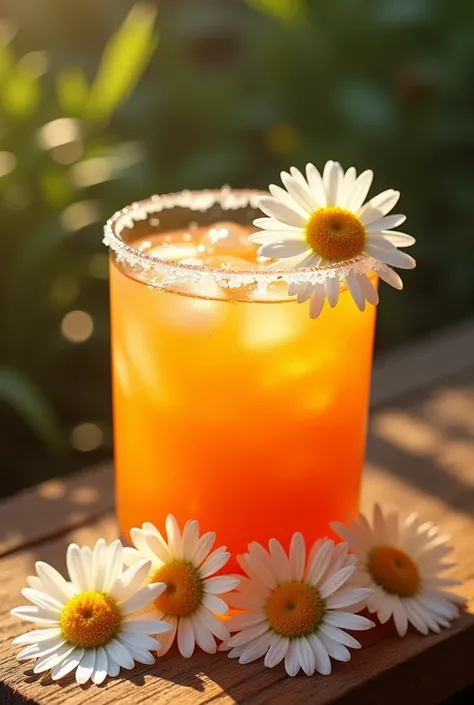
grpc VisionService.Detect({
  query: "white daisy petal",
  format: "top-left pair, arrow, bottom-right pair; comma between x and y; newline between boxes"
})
325,276 -> 340,307
325,611 -> 374,631
26,576 -> 44,591
105,638 -> 134,670
201,593 -> 230,615
268,539 -> 291,583
359,189 -> 400,223
284,639 -> 300,677
13,627 -> 62,646
365,243 -> 416,269
239,632 -> 272,665
181,519 -> 200,561
228,611 -> 267,632
307,633 -> 332,675
121,619 -> 172,635
269,183 -> 309,218
91,538 -> 107,592
106,655 -> 120,677
121,546 -> 143,568
320,566 -> 356,598
193,531 -> 216,565
190,614 -> 216,654
91,646 -> 108,685
33,643 -> 77,674
165,514 -> 183,558
157,617 -> 177,656
76,647 -> 96,685
252,217 -> 301,232
297,637 -> 316,676
377,265 -> 404,290
203,575 -> 240,595
17,636 -> 65,661
289,532 -> 306,581
264,634 -> 289,668
319,624 -> 361,650
317,632 -> 351,662
112,559 -> 154,604
346,170 -> 374,212
258,196 -> 308,228
21,588 -> 64,613
306,539 -> 335,585
240,555 -> 276,590
309,284 -> 327,319
366,213 -> 407,232
176,617 -> 195,658
51,648 -> 84,681
280,172 -> 316,213
339,166 -> 357,207
121,583 -> 165,615
258,240 -> 309,259
103,539 -> 124,592
228,621 -> 269,648
66,544 -> 88,592
346,271 -> 366,311
374,230 -> 416,247
142,530 -> 173,565
197,606 -> 230,642
34,562 -> 74,604
250,230 -> 305,246
323,160 -> 343,207
11,605 -> 59,624
79,546 -> 93,585
326,587 -> 371,609
306,163 -> 327,206
356,273 -> 379,305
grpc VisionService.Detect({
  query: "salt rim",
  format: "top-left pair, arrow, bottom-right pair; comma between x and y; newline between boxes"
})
103,187 -> 384,291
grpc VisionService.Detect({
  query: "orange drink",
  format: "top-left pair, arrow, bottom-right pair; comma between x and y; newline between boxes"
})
105,191 -> 377,570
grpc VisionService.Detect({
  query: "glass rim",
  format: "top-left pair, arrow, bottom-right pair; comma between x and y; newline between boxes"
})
103,188 -> 380,288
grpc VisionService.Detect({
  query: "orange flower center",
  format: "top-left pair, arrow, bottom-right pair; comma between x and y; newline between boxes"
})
369,546 -> 420,597
151,561 -> 202,617
265,582 -> 324,638
306,207 -> 365,261
60,591 -> 121,647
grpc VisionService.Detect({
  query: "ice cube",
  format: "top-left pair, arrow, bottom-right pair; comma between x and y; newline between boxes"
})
148,242 -> 198,262
198,221 -> 257,259
203,254 -> 254,270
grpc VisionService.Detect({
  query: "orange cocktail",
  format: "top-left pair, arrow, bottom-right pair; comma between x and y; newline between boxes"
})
106,191 -> 376,570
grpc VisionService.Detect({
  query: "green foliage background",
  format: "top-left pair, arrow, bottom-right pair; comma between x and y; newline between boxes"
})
1,0 -> 473,495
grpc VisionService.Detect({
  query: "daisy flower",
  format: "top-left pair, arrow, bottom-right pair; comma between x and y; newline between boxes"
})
250,161 -> 416,317
222,534 -> 374,677
123,515 -> 240,657
332,505 -> 463,637
11,538 -> 171,685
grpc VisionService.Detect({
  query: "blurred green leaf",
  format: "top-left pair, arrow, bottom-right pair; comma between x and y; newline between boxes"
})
0,367 -> 64,453
0,41 -> 14,79
1,64 -> 40,117
56,68 -> 90,116
85,2 -> 158,123
245,0 -> 305,25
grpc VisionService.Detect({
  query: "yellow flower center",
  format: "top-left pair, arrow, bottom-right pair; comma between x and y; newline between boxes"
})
306,207 -> 366,262
265,582 -> 324,638
369,546 -> 420,597
60,591 -> 121,648
151,561 -> 202,618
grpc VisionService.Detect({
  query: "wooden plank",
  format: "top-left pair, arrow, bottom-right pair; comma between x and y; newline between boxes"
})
371,317 -> 474,407
0,463 -> 113,558
1,513 -> 473,705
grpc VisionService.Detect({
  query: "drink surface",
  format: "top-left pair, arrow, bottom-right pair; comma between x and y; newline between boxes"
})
110,221 -> 377,568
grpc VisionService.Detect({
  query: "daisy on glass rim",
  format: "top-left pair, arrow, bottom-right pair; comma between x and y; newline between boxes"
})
332,505 -> 464,637
11,538 -> 172,685
250,161 -> 416,318
122,515 -> 240,657
221,534 -> 374,677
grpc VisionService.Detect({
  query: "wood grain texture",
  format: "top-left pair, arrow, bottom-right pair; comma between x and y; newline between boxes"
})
1,320 -> 474,703
0,463 -> 113,558
2,514 -> 473,705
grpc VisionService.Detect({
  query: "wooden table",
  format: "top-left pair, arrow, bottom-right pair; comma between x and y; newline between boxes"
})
1,319 -> 474,704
